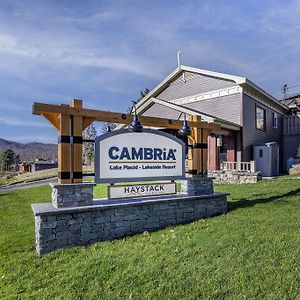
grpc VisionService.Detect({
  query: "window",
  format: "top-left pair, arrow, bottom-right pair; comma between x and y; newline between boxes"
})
259,149 -> 263,158
272,112 -> 278,128
256,106 -> 266,131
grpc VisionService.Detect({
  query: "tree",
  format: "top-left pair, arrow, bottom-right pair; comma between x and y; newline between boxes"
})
100,122 -> 118,135
137,88 -> 150,101
127,88 -> 150,114
82,124 -> 97,166
0,149 -> 16,170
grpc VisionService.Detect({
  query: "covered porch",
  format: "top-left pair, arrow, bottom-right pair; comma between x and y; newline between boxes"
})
136,96 -> 242,172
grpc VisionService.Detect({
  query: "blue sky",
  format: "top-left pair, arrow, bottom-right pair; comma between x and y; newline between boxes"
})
1,0 -> 300,143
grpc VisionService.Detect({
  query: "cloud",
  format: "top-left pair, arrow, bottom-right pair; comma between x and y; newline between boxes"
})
0,31 -> 161,79
0,1 -> 297,152
0,98 -> 30,111
0,116 -> 50,128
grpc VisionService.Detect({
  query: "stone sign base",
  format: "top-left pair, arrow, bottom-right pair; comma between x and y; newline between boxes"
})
32,192 -> 228,256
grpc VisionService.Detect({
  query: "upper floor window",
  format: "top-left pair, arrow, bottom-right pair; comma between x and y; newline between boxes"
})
272,112 -> 278,128
256,106 -> 266,131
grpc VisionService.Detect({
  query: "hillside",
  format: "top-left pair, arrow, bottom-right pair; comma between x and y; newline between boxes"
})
0,138 -> 57,161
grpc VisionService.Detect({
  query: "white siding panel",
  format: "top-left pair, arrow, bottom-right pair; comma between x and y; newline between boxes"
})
142,103 -> 183,120
183,93 -> 242,125
157,72 -> 236,101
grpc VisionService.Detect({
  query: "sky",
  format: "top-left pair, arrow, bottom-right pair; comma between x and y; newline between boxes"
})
1,0 -> 300,143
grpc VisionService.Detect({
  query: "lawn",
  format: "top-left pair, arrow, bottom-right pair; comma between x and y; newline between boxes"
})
0,169 -> 58,186
0,166 -> 94,186
0,176 -> 299,299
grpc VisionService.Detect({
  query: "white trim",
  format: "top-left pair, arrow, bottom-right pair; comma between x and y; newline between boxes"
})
135,65 -> 242,112
215,121 -> 240,131
244,88 -> 285,114
136,67 -> 182,111
180,65 -> 246,84
169,86 -> 241,106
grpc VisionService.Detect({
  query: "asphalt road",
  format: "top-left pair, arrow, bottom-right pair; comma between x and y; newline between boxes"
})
0,177 -> 57,192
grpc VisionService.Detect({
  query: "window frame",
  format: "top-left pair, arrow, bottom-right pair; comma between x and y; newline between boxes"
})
255,105 -> 266,131
272,112 -> 278,129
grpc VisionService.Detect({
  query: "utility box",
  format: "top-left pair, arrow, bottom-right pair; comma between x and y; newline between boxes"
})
253,142 -> 280,177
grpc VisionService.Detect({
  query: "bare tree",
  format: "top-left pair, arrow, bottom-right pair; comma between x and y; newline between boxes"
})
82,124 -> 97,166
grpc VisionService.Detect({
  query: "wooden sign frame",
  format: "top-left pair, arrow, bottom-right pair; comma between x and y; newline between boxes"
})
32,99 -> 220,184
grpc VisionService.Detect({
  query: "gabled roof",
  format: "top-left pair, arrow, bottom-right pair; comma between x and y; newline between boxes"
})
136,65 -> 287,113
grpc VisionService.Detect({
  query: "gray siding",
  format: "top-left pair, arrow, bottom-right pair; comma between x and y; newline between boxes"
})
242,94 -> 283,161
184,93 -> 242,125
157,71 -> 236,101
142,103 -> 183,120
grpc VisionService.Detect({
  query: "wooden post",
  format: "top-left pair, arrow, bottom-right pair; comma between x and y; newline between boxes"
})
58,113 -> 71,184
188,115 -> 209,176
208,134 -> 219,171
188,115 -> 201,174
70,99 -> 83,183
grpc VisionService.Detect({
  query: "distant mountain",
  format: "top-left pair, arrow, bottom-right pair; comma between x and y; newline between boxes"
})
0,138 -> 57,162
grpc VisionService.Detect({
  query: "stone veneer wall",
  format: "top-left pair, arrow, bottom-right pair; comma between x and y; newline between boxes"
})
208,170 -> 262,184
32,193 -> 227,256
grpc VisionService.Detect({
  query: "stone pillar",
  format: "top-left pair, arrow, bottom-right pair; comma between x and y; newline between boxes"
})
50,183 -> 96,208
181,175 -> 214,196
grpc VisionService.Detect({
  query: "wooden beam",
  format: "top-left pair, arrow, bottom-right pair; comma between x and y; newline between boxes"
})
41,113 -> 60,130
188,115 -> 209,175
83,117 -> 95,130
33,102 -> 220,131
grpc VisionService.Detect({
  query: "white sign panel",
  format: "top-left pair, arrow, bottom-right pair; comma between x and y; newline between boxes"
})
95,129 -> 185,183
108,182 -> 176,199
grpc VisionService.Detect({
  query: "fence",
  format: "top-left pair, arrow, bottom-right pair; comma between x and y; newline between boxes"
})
220,161 -> 256,173
284,115 -> 300,135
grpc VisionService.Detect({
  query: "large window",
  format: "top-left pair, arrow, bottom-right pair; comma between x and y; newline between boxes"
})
256,106 -> 266,131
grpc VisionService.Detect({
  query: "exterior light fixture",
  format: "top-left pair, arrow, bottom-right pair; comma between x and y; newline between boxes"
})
178,114 -> 192,136
128,105 -> 143,132
216,135 -> 223,147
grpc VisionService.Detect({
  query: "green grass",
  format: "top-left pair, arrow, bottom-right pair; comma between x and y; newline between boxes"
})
0,177 -> 299,299
0,169 -> 57,186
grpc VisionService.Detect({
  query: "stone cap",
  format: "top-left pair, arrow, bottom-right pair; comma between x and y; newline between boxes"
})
184,175 -> 215,180
49,182 -> 96,188
32,192 -> 229,217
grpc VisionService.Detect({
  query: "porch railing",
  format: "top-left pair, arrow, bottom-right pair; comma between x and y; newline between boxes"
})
220,161 -> 256,173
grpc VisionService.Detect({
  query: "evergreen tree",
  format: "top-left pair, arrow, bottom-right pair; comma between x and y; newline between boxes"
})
0,149 -> 16,170
82,124 -> 97,166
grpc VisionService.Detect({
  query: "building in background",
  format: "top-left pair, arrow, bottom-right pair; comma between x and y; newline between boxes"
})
124,65 -> 300,176
31,159 -> 58,172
